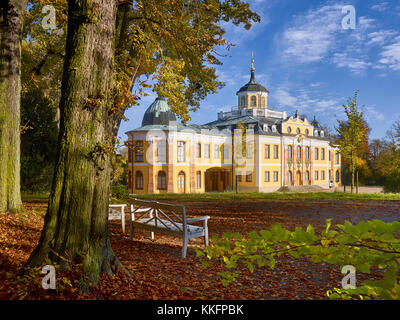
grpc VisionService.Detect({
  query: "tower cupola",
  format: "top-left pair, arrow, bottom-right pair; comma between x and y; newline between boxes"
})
236,53 -> 269,110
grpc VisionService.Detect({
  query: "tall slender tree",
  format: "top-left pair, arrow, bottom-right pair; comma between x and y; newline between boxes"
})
334,91 -> 368,193
0,0 -> 27,213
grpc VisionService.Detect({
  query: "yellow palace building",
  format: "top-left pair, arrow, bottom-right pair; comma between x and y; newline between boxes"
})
126,62 -> 341,194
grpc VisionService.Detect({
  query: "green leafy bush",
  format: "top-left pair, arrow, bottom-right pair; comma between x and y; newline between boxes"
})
111,185 -> 129,201
384,170 -> 400,193
195,219 -> 400,300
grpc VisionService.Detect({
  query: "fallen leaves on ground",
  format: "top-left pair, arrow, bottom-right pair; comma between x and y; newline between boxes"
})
0,199 -> 398,300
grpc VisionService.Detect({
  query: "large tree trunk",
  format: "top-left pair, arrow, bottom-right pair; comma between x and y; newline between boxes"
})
0,0 -> 26,213
27,0 -> 120,287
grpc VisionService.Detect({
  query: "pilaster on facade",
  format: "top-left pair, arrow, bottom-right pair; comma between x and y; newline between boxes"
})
189,141 -> 196,193
167,138 -> 174,193
147,140 -> 154,193
310,148 -> 314,185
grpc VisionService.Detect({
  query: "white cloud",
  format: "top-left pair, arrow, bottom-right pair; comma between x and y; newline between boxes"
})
365,106 -> 385,121
277,4 -> 400,75
332,53 -> 372,74
367,30 -> 397,45
281,5 -> 343,63
274,88 -> 298,108
378,36 -> 400,70
273,85 -> 341,116
371,2 -> 390,12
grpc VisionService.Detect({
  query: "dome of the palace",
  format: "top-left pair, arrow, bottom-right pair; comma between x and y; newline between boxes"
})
141,97 -> 177,126
237,68 -> 269,94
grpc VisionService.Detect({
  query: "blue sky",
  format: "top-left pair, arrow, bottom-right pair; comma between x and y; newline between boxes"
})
118,0 -> 400,142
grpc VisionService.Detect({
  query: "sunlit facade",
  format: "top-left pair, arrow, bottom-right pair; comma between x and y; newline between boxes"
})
126,62 -> 341,194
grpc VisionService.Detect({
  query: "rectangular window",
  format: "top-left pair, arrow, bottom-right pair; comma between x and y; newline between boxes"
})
329,150 -> 332,161
274,145 -> 279,159
336,152 -> 340,164
305,147 -> 310,160
196,143 -> 201,158
246,143 -> 253,159
315,148 -> 319,160
223,144 -> 229,159
237,171 -> 242,182
264,144 -> 270,159
196,171 -> 201,188
321,148 -> 325,160
214,144 -> 220,159
246,171 -> 252,182
315,171 -> 319,181
135,140 -> 144,162
321,170 -> 325,181
156,140 -> 166,163
177,141 -> 185,162
273,171 -> 279,182
264,171 -> 270,182
204,144 -> 210,159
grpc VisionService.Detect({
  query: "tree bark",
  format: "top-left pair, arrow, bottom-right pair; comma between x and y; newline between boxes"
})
27,0 -> 120,288
356,170 -> 359,194
0,0 -> 26,213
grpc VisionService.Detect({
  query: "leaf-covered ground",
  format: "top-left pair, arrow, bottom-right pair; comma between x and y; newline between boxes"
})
1,199 -> 399,299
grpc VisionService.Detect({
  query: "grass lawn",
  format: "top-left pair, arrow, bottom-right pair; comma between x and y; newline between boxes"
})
22,191 -> 400,204
132,191 -> 400,202
21,192 -> 49,202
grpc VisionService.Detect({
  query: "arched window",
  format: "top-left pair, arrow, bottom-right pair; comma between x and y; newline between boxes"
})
135,171 -> 144,190
241,96 -> 246,107
305,146 -> 310,160
251,96 -> 257,106
296,128 -> 301,134
287,126 -> 292,134
157,171 -> 166,190
297,146 -> 302,159
336,170 -> 340,183
288,171 -> 293,185
305,129 -> 309,136
261,96 -> 266,107
305,170 -> 310,183
288,145 -> 293,159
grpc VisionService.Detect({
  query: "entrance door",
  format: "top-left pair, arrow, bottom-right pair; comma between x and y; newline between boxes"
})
296,171 -> 302,185
177,171 -> 185,193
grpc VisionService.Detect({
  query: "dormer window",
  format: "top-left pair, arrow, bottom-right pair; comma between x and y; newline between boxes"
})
272,125 -> 277,133
263,125 -> 269,132
320,131 -> 325,137
314,130 -> 319,137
